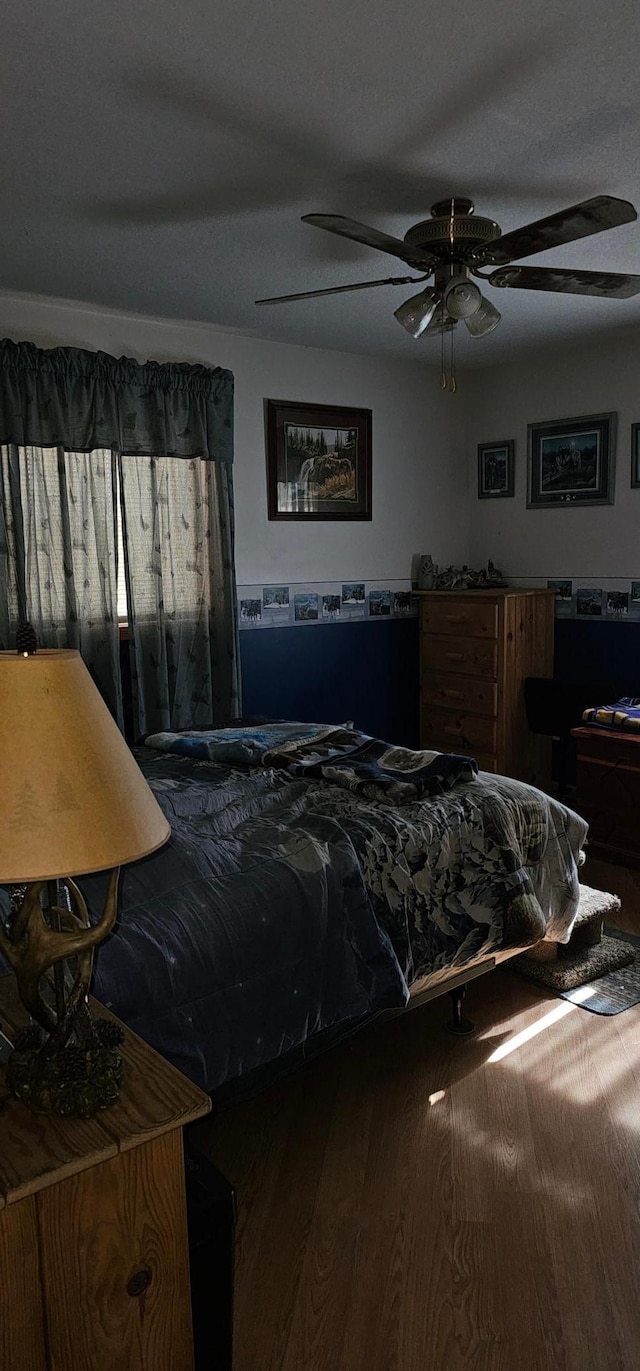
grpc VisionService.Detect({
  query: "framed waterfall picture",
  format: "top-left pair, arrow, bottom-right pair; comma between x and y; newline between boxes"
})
266,398 -> 372,520
527,412 -> 616,508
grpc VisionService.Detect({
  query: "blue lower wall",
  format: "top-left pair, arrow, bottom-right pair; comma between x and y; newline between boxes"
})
240,615 -> 640,751
554,619 -> 640,693
240,618 -> 420,746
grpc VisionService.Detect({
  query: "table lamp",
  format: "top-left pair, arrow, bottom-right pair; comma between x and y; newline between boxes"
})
0,641 -> 170,1116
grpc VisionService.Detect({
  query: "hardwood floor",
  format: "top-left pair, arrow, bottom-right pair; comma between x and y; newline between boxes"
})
194,859 -> 640,1371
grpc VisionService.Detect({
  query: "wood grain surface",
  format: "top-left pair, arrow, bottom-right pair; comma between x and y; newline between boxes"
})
0,1196 -> 47,1370
38,1129 -> 194,1371
196,857 -> 640,1371
0,981 -> 210,1202
0,981 -> 208,1369
418,589 -> 554,787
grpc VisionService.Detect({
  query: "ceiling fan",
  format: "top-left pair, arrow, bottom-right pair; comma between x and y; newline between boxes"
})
256,195 -> 640,342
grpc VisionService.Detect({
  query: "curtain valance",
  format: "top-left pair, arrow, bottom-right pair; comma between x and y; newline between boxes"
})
0,339 -> 234,462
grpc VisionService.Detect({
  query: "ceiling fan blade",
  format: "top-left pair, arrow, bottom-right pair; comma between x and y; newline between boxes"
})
489,265 -> 640,298
256,274 -> 428,305
482,196 -> 637,266
301,214 -> 434,269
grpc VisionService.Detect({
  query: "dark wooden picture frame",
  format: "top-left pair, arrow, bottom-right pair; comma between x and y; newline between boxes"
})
631,423 -> 640,488
477,440 -> 515,499
527,412 -> 616,508
266,398 -> 372,520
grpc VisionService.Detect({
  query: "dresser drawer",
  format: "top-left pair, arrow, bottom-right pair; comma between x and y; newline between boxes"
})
573,728 -> 640,770
422,671 -> 497,717
420,598 -> 498,639
578,805 -> 640,863
474,754 -> 498,773
422,634 -> 498,679
577,756 -> 640,815
420,709 -> 497,755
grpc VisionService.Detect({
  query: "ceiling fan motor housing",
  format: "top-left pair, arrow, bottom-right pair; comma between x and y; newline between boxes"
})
404,198 -> 501,263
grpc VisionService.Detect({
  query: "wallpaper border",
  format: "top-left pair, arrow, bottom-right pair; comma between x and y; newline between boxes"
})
237,579 -> 416,630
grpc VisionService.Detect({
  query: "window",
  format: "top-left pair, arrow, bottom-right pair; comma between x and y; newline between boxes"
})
115,461 -> 128,623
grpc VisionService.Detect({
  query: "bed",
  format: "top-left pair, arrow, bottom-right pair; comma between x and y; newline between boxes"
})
65,722 -> 589,1102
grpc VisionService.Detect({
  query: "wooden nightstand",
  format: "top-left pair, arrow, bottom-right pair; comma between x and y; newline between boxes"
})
0,975 -> 211,1371
572,725 -> 640,867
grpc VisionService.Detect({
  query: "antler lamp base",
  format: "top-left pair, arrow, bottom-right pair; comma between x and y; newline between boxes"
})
1,872 -> 125,1118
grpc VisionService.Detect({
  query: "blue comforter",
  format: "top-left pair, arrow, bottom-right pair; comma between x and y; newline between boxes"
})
83,750 -> 409,1093
1,739 -> 587,1098
78,745 -> 586,1095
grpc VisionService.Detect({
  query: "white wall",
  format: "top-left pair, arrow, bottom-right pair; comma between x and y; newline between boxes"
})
0,291 -> 469,585
465,328 -> 640,581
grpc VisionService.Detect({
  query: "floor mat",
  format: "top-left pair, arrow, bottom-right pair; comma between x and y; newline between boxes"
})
517,928 -> 640,1015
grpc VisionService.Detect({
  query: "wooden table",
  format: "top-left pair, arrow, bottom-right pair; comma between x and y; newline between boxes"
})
0,975 -> 211,1371
572,725 -> 640,867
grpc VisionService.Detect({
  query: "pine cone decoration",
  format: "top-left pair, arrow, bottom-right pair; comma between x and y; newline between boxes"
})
13,1024 -> 43,1052
15,622 -> 38,655
60,1046 -> 89,1082
95,1018 -> 125,1048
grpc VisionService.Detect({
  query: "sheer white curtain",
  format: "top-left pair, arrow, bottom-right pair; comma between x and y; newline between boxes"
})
0,444 -> 123,725
119,454 -> 239,736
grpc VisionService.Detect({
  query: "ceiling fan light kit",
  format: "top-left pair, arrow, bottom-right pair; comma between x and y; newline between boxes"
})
393,286 -> 439,337
257,195 -> 639,387
463,294 -> 502,337
442,275 -> 483,320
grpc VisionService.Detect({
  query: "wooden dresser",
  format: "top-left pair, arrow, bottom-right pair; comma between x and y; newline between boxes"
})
572,725 -> 640,867
417,588 -> 555,786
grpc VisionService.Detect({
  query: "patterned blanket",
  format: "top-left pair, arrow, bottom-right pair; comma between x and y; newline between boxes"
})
582,697 -> 640,732
146,724 -> 477,804
145,721 -> 340,764
265,732 -> 477,803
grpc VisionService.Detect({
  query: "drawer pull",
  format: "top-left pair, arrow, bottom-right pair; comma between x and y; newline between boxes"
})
445,652 -> 465,661
444,614 -> 466,624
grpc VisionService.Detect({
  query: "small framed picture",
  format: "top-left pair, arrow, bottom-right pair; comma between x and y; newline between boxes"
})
477,441 -> 514,499
527,412 -> 615,508
631,424 -> 640,487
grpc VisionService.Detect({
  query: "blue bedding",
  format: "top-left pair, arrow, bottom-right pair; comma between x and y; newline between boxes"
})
146,722 -> 478,803
1,734 -> 587,1098
82,750 -> 409,1093
80,741 -> 585,1095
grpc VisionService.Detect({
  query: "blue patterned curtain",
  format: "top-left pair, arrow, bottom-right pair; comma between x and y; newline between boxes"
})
0,340 -> 233,462
0,339 -> 237,732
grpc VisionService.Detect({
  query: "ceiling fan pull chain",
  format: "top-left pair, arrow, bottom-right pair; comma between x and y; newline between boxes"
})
440,324 -> 447,388
449,325 -> 457,392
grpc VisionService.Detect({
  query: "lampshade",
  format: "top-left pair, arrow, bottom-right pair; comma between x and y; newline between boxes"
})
0,649 -> 170,882
464,294 -> 501,337
394,287 -> 439,338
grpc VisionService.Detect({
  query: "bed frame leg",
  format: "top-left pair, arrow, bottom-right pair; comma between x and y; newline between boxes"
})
444,983 -> 475,1036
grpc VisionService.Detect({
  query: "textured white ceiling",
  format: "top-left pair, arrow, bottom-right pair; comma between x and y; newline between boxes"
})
2,0 -> 640,365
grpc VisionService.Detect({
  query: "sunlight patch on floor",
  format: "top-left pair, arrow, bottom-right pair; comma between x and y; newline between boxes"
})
487,987 -> 596,1062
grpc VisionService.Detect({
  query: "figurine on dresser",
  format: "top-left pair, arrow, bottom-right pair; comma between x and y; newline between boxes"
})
416,554 -> 506,591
